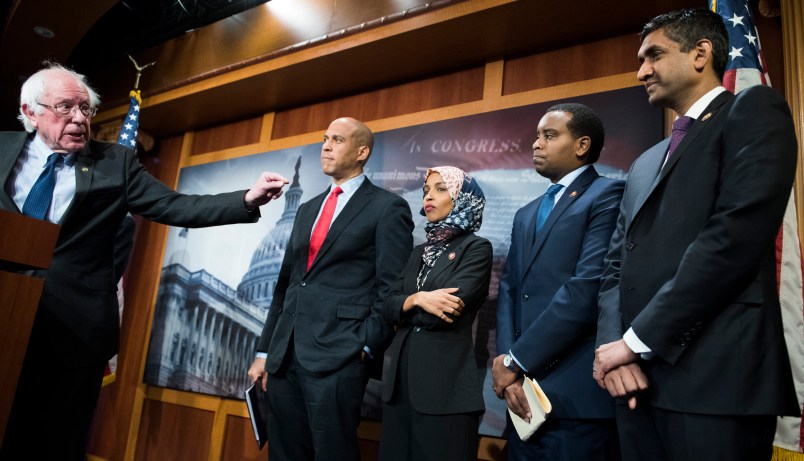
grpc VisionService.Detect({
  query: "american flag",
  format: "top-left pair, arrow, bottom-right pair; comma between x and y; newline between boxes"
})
711,0 -> 804,454
102,89 -> 143,387
116,90 -> 142,149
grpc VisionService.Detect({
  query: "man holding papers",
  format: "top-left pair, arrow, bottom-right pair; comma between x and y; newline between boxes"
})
494,103 -> 622,460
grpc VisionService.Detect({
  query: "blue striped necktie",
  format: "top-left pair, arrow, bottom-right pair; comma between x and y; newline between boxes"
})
22,153 -> 60,220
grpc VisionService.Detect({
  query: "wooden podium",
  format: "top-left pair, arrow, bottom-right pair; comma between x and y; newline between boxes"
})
0,209 -> 59,447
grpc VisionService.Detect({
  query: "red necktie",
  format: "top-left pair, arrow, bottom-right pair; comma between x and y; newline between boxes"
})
308,186 -> 343,271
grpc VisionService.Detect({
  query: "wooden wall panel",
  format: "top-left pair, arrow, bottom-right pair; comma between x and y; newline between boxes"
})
86,135 -> 186,461
504,35 -> 639,95
272,66 -> 485,139
191,116 -> 263,156
221,415 -> 263,461
135,400 -> 215,460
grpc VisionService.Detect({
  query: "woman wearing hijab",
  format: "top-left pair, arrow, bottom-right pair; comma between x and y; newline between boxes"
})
379,166 -> 493,461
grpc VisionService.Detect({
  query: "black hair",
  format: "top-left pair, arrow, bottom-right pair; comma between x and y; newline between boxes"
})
641,8 -> 729,81
545,103 -> 605,164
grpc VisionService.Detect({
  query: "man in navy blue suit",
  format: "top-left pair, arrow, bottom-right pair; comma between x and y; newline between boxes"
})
493,103 -> 623,460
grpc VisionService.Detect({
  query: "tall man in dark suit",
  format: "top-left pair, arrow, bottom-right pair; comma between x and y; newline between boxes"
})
593,9 -> 799,461
0,64 -> 289,460
493,103 -> 623,460
247,117 -> 414,461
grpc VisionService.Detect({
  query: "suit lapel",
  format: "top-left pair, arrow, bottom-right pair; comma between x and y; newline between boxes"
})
59,146 -> 94,224
630,91 -> 732,230
629,140 -> 669,228
296,189 -> 327,274
421,234 -> 472,291
0,132 -> 32,211
308,177 -> 372,271
524,166 -> 599,274
656,92 -> 730,182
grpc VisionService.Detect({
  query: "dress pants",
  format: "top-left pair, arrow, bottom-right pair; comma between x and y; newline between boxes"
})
505,414 -> 619,461
615,399 -> 777,461
266,342 -> 368,461
0,308 -> 106,461
378,338 -> 480,461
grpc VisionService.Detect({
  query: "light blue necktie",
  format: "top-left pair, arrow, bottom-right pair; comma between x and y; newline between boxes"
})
22,153 -> 60,220
535,183 -> 563,234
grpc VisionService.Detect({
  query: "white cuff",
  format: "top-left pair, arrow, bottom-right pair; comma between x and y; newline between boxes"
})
623,328 -> 654,360
508,350 -> 528,373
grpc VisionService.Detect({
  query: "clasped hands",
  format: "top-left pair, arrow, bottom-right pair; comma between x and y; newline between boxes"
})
593,339 -> 649,409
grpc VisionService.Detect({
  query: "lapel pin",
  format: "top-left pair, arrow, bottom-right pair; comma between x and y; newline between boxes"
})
569,190 -> 577,198
81,166 -> 89,172
448,252 -> 456,260
701,112 -> 712,121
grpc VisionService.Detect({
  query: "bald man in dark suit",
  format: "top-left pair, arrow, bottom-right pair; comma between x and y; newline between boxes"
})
249,117 -> 414,461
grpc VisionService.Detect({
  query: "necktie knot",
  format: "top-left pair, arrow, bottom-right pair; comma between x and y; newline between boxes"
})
672,115 -> 694,133
331,186 -> 343,197
535,183 -> 564,234
545,183 -> 563,198
666,116 -> 694,161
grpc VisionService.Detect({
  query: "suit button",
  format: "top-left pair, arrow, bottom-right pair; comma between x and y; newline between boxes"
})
515,330 -> 521,338
522,294 -> 529,301
300,281 -> 306,287
626,242 -> 635,251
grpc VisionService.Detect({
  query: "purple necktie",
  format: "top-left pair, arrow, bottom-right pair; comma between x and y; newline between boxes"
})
666,116 -> 694,160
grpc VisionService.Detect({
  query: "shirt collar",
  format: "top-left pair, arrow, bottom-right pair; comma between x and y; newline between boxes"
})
556,164 -> 590,188
684,86 -> 727,119
32,133 -> 78,167
332,173 -> 365,195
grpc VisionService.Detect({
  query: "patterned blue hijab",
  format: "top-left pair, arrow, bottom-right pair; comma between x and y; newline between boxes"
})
419,166 -> 486,278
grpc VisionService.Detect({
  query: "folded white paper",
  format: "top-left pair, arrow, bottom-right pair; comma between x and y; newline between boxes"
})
508,376 -> 552,441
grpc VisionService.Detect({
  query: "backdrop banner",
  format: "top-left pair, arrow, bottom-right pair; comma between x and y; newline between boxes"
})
143,86 -> 662,436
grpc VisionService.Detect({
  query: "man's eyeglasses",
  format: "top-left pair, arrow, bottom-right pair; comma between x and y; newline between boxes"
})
37,102 -> 97,118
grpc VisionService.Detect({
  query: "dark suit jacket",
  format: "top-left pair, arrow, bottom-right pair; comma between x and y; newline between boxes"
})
497,166 -> 623,419
381,232 -> 492,415
0,131 -> 258,366
597,86 -> 799,416
257,177 -> 413,375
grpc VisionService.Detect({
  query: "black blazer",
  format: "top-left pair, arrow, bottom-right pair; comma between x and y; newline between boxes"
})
0,131 -> 258,365
597,86 -> 799,416
381,232 -> 492,415
258,177 -> 414,375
